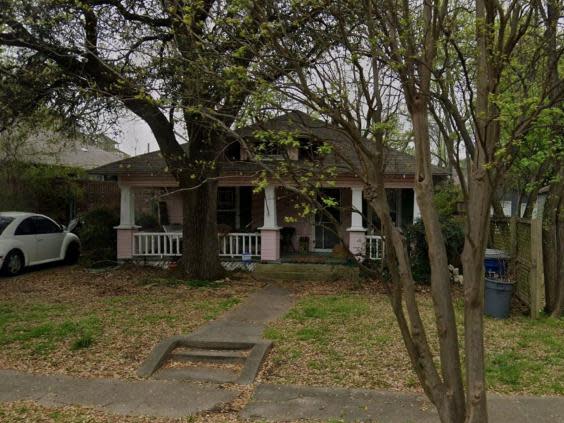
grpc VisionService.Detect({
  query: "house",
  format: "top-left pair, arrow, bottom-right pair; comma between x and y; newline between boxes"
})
90,112 -> 449,262
1,126 -> 129,222
0,128 -> 128,171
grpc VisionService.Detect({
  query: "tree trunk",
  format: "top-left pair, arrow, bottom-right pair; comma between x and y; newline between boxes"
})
180,176 -> 225,280
461,177 -> 491,423
464,1 -> 495,420
554,207 -> 564,317
544,166 -> 564,316
411,100 -> 466,423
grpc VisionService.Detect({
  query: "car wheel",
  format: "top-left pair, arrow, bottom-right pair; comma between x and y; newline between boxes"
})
64,242 -> 80,264
1,250 -> 24,276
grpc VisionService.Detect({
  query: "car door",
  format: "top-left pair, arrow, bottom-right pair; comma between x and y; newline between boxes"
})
32,216 -> 65,262
14,217 -> 38,264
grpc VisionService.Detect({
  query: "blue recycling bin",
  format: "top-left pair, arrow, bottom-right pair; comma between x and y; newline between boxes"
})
484,249 -> 509,278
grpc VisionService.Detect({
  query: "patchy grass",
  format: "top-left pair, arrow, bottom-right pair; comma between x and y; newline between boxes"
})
0,264 -> 256,378
263,282 -> 563,395
484,314 -> 563,394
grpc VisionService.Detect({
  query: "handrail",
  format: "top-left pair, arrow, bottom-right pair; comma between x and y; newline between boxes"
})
133,231 -> 261,258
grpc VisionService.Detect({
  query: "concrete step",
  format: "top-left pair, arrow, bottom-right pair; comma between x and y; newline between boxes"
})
153,367 -> 239,384
169,349 -> 247,365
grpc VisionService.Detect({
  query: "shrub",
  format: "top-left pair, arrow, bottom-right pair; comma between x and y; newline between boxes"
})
77,208 -> 119,262
0,161 -> 84,223
433,181 -> 463,218
406,216 -> 465,284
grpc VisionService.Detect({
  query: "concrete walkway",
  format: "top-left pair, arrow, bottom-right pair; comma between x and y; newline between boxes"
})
186,284 -> 294,343
0,369 -> 237,418
2,371 -> 563,422
242,384 -> 564,423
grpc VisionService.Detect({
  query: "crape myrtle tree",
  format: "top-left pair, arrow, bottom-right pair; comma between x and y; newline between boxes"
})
0,0 -> 330,279
430,0 -> 563,321
251,1 -> 563,422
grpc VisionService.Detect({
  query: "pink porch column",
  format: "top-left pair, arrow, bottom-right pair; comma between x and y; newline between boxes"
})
260,228 -> 281,261
259,185 -> 281,262
348,186 -> 367,260
116,227 -> 139,259
115,184 -> 140,260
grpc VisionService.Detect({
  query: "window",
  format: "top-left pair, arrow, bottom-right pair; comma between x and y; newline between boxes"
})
298,137 -> 320,161
224,141 -> 241,161
218,188 -> 236,209
258,141 -> 284,159
15,218 -> 36,236
32,216 -> 62,234
0,217 -> 14,236
217,187 -> 238,230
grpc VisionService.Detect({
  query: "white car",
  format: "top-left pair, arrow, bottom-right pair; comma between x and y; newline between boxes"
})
0,212 -> 80,276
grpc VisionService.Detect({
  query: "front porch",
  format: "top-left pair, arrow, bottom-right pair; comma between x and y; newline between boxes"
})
114,178 -> 418,263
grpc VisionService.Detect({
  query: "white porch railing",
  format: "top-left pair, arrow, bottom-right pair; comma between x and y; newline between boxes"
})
132,232 -> 261,258
366,235 -> 385,260
134,232 -> 183,256
218,232 -> 261,258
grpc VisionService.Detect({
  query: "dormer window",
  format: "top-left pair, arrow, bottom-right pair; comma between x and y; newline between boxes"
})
224,140 -> 241,161
256,140 -> 285,160
298,137 -> 321,161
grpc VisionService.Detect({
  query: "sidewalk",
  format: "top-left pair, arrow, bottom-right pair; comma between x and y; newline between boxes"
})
242,383 -> 564,423
0,369 -> 236,418
2,370 -> 563,422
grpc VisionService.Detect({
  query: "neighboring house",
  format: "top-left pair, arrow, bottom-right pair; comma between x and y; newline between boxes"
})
90,111 -> 449,262
0,129 -> 128,172
1,127 -> 129,221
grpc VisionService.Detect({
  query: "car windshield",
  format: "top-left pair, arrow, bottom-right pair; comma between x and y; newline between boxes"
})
0,217 -> 15,235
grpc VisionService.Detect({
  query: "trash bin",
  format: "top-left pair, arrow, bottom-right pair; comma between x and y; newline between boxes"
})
484,249 -> 510,278
484,277 -> 514,318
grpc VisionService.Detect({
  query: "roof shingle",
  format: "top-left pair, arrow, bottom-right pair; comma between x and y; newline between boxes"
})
90,111 -> 449,177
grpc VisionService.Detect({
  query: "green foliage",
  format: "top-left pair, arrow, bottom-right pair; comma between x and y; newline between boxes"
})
76,208 -> 119,263
405,182 -> 464,283
433,182 -> 462,218
406,217 -> 465,283
0,162 -> 84,223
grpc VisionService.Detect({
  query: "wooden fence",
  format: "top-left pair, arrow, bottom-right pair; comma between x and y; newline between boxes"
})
490,217 -> 545,318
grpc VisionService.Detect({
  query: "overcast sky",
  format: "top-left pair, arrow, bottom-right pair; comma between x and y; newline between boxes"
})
116,115 -> 159,156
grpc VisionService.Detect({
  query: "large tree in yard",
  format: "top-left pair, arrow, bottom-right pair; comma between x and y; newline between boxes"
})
259,1 -> 563,422
0,0 -> 328,279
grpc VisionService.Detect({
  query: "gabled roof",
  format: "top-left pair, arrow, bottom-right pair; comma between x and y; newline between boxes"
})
90,111 -> 449,177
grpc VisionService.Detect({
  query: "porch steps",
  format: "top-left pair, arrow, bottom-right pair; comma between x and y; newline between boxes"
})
153,367 -> 239,384
169,349 -> 247,365
254,263 -> 359,282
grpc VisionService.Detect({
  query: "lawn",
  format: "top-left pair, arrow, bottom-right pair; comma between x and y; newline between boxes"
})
262,281 -> 564,396
0,264 -> 257,379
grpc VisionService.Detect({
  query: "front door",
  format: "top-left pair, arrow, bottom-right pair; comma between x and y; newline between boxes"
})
314,188 -> 341,251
